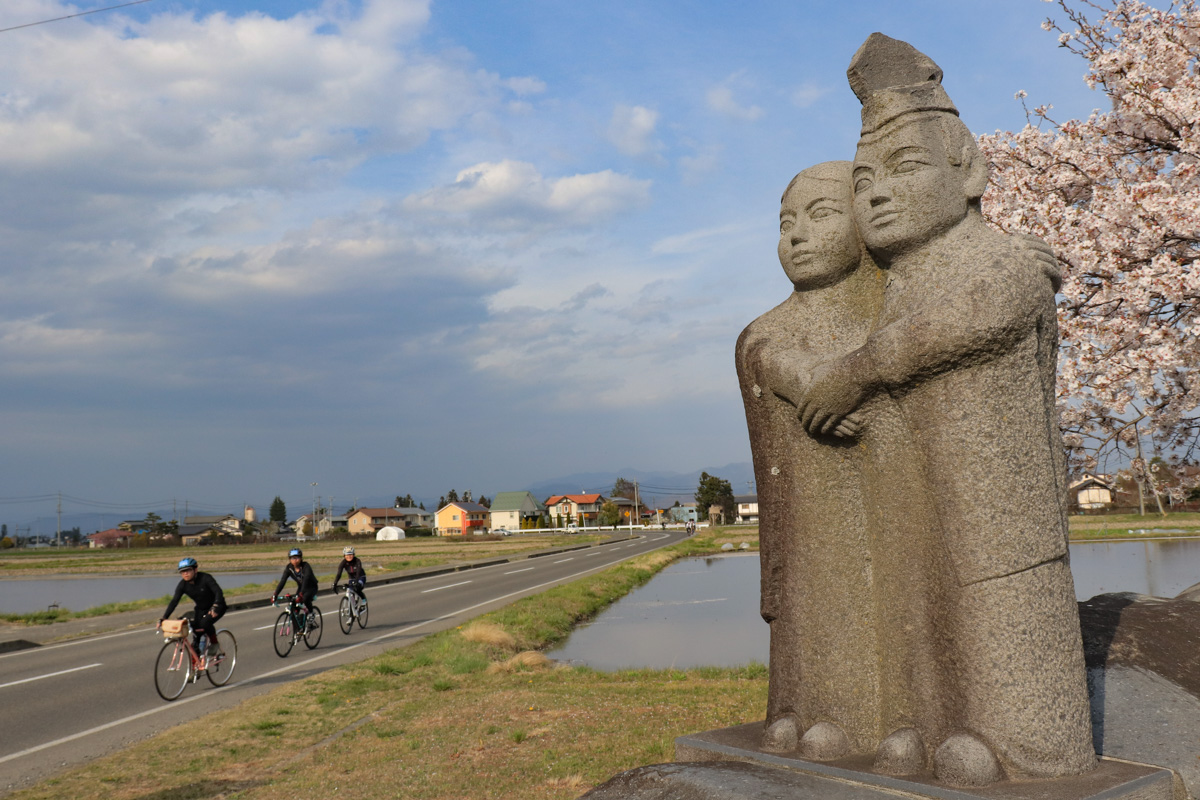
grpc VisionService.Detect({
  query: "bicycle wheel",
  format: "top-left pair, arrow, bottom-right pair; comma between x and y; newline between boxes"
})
304,606 -> 323,649
338,594 -> 353,634
206,629 -> 238,686
273,611 -> 294,657
356,595 -> 368,629
154,640 -> 191,701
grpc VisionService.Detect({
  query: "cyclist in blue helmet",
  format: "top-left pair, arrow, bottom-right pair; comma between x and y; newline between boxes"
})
272,547 -> 319,615
160,556 -> 226,656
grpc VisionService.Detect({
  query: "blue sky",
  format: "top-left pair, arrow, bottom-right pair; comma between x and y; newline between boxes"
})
0,0 -> 1107,524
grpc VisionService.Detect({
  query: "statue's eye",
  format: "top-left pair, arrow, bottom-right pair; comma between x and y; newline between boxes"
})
893,159 -> 924,174
810,206 -> 836,220
780,219 -> 794,234
854,177 -> 872,193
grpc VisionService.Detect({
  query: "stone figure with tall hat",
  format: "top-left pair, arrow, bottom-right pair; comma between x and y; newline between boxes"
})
783,32 -> 1096,785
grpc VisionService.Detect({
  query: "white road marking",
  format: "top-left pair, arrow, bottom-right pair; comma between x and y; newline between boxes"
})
421,580 -> 471,594
0,663 -> 102,690
553,558 -> 574,564
503,567 -> 534,575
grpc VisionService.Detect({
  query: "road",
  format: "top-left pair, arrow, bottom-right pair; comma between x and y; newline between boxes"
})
0,530 -> 687,795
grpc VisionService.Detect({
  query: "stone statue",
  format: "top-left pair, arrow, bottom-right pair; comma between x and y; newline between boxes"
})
736,161 -> 949,768
739,33 -> 1097,787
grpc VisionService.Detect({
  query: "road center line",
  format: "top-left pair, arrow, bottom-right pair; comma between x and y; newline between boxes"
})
504,567 -> 534,575
421,580 -> 471,593
0,663 -> 102,690
553,558 -> 574,564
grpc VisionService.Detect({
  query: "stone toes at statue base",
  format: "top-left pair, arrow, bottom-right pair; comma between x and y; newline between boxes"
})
932,732 -> 1004,787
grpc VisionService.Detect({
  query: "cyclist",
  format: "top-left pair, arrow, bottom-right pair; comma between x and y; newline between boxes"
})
333,546 -> 367,605
271,547 -> 319,620
159,557 -> 226,657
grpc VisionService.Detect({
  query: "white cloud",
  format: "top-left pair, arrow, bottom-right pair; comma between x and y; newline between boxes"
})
652,222 -> 756,255
0,0 -> 505,199
706,71 -> 764,121
790,80 -> 830,108
403,160 -> 651,227
607,104 -> 660,156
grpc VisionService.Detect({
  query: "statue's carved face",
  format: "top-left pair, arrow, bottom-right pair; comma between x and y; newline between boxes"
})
851,116 -> 969,256
777,171 -> 860,290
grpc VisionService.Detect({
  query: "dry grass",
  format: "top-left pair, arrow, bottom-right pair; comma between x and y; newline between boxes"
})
487,650 -> 553,674
462,621 -> 518,651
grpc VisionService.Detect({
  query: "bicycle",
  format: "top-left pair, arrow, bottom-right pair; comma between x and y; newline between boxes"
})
271,593 -> 322,657
334,583 -> 369,634
154,618 -> 238,701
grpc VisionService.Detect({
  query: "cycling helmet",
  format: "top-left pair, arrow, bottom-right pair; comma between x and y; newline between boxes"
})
288,548 -> 302,558
343,546 -> 355,556
177,557 -> 198,572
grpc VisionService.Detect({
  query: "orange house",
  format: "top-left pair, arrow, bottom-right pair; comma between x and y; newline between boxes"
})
435,501 -> 490,536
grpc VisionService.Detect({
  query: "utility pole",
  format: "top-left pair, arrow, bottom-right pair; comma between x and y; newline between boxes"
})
311,483 -> 318,540
56,492 -> 62,548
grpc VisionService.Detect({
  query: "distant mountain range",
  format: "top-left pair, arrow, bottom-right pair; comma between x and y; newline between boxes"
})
6,463 -> 756,536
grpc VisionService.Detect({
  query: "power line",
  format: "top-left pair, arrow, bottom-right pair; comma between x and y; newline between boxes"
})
0,0 -> 156,35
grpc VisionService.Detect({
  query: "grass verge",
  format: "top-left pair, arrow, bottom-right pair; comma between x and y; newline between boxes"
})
10,533 -> 765,800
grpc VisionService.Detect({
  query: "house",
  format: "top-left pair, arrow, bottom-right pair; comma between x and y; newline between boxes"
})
735,494 -> 759,524
544,494 -> 604,527
178,524 -> 223,546
609,496 -> 643,526
347,507 -> 433,535
292,514 -> 331,537
488,492 -> 544,530
1070,474 -> 1114,510
668,503 -> 699,524
435,502 -> 490,536
185,515 -> 242,535
88,528 -> 130,548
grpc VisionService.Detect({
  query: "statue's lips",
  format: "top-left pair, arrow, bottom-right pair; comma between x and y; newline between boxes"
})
869,211 -> 899,226
789,251 -> 817,265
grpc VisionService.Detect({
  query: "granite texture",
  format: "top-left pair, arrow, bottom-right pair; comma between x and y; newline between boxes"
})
667,723 -> 1172,800
735,32 -> 1094,786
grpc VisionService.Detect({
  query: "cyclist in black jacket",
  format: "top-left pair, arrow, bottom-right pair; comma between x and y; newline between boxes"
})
272,547 -> 319,613
160,557 -> 226,656
333,546 -> 367,603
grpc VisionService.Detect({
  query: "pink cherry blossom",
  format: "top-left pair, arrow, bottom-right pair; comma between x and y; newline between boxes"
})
978,0 -> 1200,499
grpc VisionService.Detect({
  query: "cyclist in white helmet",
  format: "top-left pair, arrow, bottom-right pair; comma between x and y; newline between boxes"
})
333,546 -> 367,605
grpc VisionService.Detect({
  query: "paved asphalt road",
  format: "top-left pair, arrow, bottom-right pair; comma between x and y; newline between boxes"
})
0,530 -> 688,795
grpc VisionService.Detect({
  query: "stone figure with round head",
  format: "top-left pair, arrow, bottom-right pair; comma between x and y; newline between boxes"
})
738,160 -> 955,766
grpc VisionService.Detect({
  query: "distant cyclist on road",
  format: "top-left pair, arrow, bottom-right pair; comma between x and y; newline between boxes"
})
271,547 -> 319,615
159,557 -> 226,657
333,546 -> 367,603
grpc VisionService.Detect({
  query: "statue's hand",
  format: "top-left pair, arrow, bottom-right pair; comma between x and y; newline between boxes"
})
832,411 -> 865,439
1013,232 -> 1062,288
798,358 -> 872,437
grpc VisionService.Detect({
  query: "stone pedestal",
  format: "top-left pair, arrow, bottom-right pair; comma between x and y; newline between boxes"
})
669,722 -> 1175,800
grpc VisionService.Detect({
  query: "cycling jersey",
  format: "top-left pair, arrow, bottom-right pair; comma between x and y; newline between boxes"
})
274,561 -> 318,608
334,557 -> 366,585
163,571 -> 226,641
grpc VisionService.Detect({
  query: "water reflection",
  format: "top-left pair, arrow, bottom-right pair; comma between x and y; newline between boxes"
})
0,572 -> 280,614
548,554 -> 768,670
1070,538 -> 1200,600
549,540 -> 1200,671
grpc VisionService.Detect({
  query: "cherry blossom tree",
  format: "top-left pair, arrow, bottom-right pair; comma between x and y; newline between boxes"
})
977,0 -> 1200,499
